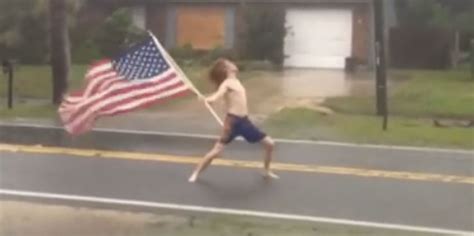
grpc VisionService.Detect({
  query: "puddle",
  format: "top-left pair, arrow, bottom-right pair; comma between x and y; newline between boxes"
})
240,69 -> 376,103
97,69 -> 377,132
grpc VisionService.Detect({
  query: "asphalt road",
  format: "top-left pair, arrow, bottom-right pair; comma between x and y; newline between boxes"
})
0,140 -> 473,234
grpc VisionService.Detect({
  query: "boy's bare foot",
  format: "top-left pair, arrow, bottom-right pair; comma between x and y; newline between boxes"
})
188,173 -> 198,183
262,170 -> 279,179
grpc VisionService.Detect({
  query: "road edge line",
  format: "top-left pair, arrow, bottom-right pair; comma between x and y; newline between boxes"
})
0,189 -> 471,236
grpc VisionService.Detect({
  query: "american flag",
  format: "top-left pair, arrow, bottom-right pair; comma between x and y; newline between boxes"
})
59,37 -> 190,135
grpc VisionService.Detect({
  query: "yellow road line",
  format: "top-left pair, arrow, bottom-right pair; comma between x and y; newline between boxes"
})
1,143 -> 473,185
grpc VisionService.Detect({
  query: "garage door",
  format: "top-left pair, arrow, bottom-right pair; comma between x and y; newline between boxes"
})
284,8 -> 353,69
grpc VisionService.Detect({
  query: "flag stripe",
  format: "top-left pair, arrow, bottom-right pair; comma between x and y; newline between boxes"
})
70,89 -> 189,135
59,37 -> 192,135
100,81 -> 186,116
66,70 -> 173,117
65,74 -> 182,128
68,81 -> 188,134
85,60 -> 113,80
59,76 -> 124,118
94,77 -> 125,95
86,67 -> 114,82
64,74 -> 121,105
66,68 -> 117,102
64,71 -> 177,124
105,90 -> 190,117
68,77 -> 183,129
86,71 -> 118,90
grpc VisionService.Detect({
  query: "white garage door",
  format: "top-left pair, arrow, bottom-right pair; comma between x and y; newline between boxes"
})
284,8 -> 353,69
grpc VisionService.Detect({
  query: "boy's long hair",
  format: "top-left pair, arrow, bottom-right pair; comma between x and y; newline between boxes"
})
208,58 -> 228,88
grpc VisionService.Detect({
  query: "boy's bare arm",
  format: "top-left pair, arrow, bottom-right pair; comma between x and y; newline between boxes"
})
206,82 -> 228,103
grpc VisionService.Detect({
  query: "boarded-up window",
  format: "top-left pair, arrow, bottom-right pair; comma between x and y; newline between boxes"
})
176,6 -> 226,50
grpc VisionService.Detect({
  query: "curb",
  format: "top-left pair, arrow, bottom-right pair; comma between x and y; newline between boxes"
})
0,123 -> 472,155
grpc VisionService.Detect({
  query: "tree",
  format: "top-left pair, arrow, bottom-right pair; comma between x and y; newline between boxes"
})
0,0 -> 49,63
93,8 -> 145,58
395,0 -> 473,31
0,0 -> 87,64
50,0 -> 71,105
395,0 -> 474,67
240,6 -> 287,67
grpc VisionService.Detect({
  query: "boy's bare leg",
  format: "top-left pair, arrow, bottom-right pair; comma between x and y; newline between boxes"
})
261,136 -> 279,179
188,142 -> 225,183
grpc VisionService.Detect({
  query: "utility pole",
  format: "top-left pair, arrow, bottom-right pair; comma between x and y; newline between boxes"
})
2,59 -> 13,109
374,0 -> 388,130
50,0 -> 70,105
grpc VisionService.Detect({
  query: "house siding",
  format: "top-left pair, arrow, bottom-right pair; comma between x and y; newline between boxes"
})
224,7 -> 236,49
131,6 -> 146,30
136,1 -> 374,66
146,4 -> 168,46
165,6 -> 177,48
352,4 -> 370,63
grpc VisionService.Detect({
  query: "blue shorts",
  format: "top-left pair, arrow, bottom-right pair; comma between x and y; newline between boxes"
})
220,114 -> 267,144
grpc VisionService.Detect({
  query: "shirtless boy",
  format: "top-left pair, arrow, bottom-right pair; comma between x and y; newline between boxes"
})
188,58 -> 279,183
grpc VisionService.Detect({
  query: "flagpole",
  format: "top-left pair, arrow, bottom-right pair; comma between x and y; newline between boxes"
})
148,31 -> 223,127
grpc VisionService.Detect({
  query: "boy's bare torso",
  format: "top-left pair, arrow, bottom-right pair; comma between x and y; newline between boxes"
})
222,78 -> 248,116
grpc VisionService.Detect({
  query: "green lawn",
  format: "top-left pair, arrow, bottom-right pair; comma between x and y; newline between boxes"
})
0,64 -> 269,115
0,65 -> 89,99
325,70 -> 474,118
264,108 -> 474,149
0,65 -> 263,99
1,66 -> 472,149
0,65 -> 205,99
0,103 -> 56,119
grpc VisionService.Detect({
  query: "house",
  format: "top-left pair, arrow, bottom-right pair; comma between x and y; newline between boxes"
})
105,0 -> 383,69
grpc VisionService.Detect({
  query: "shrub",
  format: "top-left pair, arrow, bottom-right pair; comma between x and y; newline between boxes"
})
71,40 -> 102,64
92,8 -> 146,58
169,44 -> 237,67
200,46 -> 237,64
239,6 -> 286,67
169,43 -> 197,59
236,60 -> 275,71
